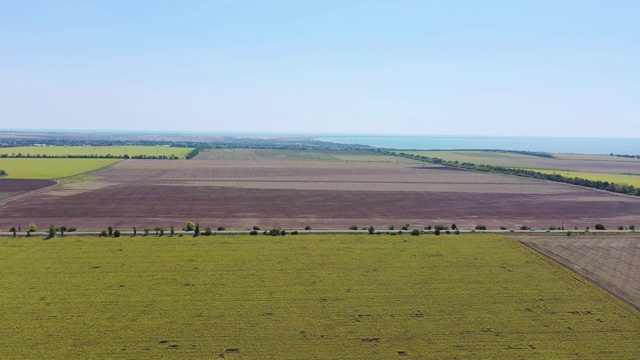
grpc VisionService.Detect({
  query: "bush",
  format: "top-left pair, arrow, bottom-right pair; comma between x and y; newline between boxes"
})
567,231 -> 572,236
68,227 -> 77,232
631,225 -> 636,231
434,225 -> 445,231
349,225 -> 358,230
108,226 -> 113,237
304,225 -> 312,230
475,225 -> 487,230
454,229 -> 460,235
291,230 -> 299,235
368,226 -> 375,234
253,226 -> 260,231
445,230 -> 451,234
280,229 -> 286,236
203,228 -> 212,236
268,229 -> 281,236
249,230 -> 258,235
424,225 -> 432,230
410,229 -> 420,236
113,230 -> 121,237
217,226 -> 225,231
520,225 -> 529,230
185,221 -> 195,231
402,223 -> 410,230
618,225 -> 624,230
388,225 -> 395,230
143,228 -> 150,236
548,226 -> 557,230
451,223 -> 457,230
434,229 -> 440,236
499,226 -> 507,230
100,230 -> 107,237
594,224 -> 606,230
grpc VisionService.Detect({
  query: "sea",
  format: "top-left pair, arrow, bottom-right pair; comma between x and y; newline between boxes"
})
317,135 -> 640,155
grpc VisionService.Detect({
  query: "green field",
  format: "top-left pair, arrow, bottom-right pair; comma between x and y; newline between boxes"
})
0,158 -> 120,179
525,169 -> 640,187
0,146 -> 194,159
0,234 -> 637,359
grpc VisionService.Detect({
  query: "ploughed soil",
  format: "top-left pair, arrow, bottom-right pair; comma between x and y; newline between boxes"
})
516,235 -> 640,310
1,158 -> 640,231
0,179 -> 56,200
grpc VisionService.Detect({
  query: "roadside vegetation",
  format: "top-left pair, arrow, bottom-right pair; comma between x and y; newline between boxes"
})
0,146 -> 193,159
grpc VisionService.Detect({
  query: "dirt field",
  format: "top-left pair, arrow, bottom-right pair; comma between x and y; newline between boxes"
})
0,179 -> 56,201
517,235 -> 640,310
1,156 -> 640,231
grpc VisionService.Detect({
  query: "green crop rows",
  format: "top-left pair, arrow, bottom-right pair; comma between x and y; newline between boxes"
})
0,234 -> 638,358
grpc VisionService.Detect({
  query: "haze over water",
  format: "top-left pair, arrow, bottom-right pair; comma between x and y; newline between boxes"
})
319,135 -> 640,155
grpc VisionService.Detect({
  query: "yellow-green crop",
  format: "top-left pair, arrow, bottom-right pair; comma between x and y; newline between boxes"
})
525,168 -> 640,187
0,234 -> 637,359
0,158 -> 120,179
0,146 -> 194,159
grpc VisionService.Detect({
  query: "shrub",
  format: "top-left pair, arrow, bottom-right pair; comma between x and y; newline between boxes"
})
424,225 -> 432,230
291,230 -> 299,235
594,224 -> 606,230
100,230 -> 107,237
434,225 -> 445,231
143,228 -> 150,236
434,229 -> 440,236
249,230 -> 258,235
548,226 -> 557,230
47,225 -> 56,239
631,225 -> 636,231
185,221 -> 195,231
402,223 -> 410,230
305,225 -> 312,230
268,229 -> 281,236
368,226 -> 375,234
253,226 -> 260,231
618,225 -> 624,230
349,225 -> 358,230
388,225 -> 395,230
68,227 -> 77,232
203,228 -> 212,236
500,226 -> 507,230
520,225 -> 529,230
454,229 -> 460,235
451,223 -> 457,230
113,230 -> 121,237
217,226 -> 225,231
410,229 -> 420,236
280,229 -> 286,236
445,230 -> 451,234
475,225 -> 487,230
108,226 -> 113,237
567,231 -> 572,236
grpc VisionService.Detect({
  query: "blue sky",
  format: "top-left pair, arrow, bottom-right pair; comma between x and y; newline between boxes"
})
1,1 -> 638,137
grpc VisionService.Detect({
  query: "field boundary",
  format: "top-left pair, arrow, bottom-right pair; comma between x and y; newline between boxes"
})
516,237 -> 640,312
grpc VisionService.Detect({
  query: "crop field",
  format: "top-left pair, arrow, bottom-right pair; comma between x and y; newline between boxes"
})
0,234 -> 638,359
2,154 -> 640,230
0,158 -> 121,179
0,179 -> 56,201
0,145 -> 194,159
523,169 -> 640,187
406,150 -> 640,174
517,235 -> 640,310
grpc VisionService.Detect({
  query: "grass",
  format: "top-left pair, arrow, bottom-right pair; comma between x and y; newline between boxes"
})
0,146 -> 194,159
0,234 -> 637,359
0,158 -> 120,179
405,150 -> 543,168
524,169 -> 640,187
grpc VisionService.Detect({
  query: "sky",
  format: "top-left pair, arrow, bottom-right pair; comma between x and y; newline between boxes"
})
1,1 -> 639,137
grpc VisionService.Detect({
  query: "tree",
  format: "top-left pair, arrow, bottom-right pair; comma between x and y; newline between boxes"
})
10,227 -> 16,237
185,221 -> 195,231
388,225 -> 395,230
59,226 -> 67,237
434,229 -> 441,236
28,223 -> 37,232
451,223 -> 457,230
133,227 -> 137,237
368,226 -> 375,234
170,224 -> 175,236
194,223 -> 200,237
113,230 -> 121,237
631,225 -> 636,231
46,225 -> 56,239
595,224 -> 606,230
475,225 -> 487,230
349,225 -> 358,230
108,226 -> 113,237
402,223 -> 410,230
305,225 -> 312,230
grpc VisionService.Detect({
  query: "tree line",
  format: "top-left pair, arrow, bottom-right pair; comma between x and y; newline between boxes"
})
393,152 -> 640,197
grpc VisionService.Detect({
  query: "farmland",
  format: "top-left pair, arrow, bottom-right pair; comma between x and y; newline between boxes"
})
1,150 -> 640,230
405,150 -> 640,174
0,145 -> 194,159
518,235 -> 640,309
0,158 -> 121,179
523,169 -> 640,187
0,234 -> 638,359
0,179 -> 56,201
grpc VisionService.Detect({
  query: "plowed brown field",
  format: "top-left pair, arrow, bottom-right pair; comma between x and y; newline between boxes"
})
517,236 -> 640,310
0,179 -> 56,201
1,156 -> 640,231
